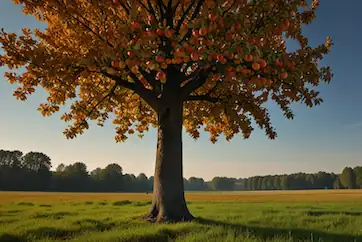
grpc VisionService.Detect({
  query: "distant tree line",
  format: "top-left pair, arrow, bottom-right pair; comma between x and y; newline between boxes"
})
0,149 -> 360,192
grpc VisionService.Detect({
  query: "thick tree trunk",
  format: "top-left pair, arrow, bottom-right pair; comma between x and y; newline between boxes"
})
145,100 -> 194,223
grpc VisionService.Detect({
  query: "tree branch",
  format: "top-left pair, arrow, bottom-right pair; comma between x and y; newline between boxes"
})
138,1 -> 158,23
73,83 -> 118,131
166,0 -> 174,28
138,67 -> 162,94
54,0 -> 115,49
186,94 -> 222,103
157,0 -> 166,22
102,71 -> 158,111
175,1 -> 195,33
147,0 -> 157,18
128,71 -> 159,111
119,2 -> 130,15
101,71 -> 136,91
222,0 -> 237,16
181,66 -> 211,100
180,0 -> 205,42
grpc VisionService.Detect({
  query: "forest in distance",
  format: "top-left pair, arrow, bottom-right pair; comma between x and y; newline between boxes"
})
0,149 -> 360,192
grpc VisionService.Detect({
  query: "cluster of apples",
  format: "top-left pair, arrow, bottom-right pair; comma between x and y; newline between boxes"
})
102,0 -> 296,89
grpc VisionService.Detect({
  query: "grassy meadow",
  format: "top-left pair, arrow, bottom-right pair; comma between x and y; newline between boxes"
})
1,190 -> 362,241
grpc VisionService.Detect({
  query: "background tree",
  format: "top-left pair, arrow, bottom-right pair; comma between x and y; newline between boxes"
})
0,150 -> 24,190
22,152 -> 52,190
187,177 -> 206,190
61,162 -> 90,191
136,173 -> 151,192
340,167 -> 356,189
0,149 -> 361,193
211,177 -> 235,190
273,176 -> 280,190
353,166 -> 362,188
0,0 -> 332,222
100,163 -> 124,192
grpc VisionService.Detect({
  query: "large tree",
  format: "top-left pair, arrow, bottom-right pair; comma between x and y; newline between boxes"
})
0,0 -> 332,222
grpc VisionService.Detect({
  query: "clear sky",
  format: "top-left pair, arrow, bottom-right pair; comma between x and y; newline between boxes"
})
0,1 -> 361,181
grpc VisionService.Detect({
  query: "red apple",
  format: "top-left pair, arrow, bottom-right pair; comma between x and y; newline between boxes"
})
148,15 -> 156,23
226,33 -> 233,40
192,29 -> 200,38
280,72 -> 288,79
282,19 -> 290,30
244,54 -> 253,62
216,54 -> 224,61
111,61 -> 119,68
128,51 -> 135,58
186,45 -> 194,53
234,23 -> 241,29
275,59 -> 283,67
140,78 -> 148,85
199,27 -> 208,36
164,29 -> 173,38
131,21 -> 141,30
209,13 -> 217,21
155,55 -> 165,63
156,28 -> 164,36
191,51 -> 200,61
156,71 -> 166,80
252,62 -> 261,71
259,59 -> 267,68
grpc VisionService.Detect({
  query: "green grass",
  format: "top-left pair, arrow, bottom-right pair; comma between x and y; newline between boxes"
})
1,190 -> 362,241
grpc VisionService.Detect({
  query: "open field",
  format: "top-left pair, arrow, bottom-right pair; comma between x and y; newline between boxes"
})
1,190 -> 362,242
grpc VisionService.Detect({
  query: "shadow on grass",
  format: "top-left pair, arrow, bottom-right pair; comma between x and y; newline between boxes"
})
38,204 -> 52,208
112,200 -> 132,206
133,201 -> 152,207
0,210 -> 23,217
17,202 -> 34,206
195,217 -> 362,242
24,227 -> 76,240
0,233 -> 23,242
307,211 -> 362,217
122,227 -> 196,242
72,218 -> 116,232
0,219 -> 118,241
0,219 -> 19,225
31,211 -> 78,220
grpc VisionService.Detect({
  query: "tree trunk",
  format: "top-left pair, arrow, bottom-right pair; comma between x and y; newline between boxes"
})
145,100 -> 194,223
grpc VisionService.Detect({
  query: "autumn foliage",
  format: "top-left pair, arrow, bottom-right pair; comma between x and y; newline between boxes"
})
0,0 -> 332,143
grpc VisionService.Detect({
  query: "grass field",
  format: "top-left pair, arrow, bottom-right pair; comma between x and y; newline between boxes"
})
1,190 -> 362,242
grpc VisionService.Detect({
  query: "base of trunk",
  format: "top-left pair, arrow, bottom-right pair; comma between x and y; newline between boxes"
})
143,203 -> 195,223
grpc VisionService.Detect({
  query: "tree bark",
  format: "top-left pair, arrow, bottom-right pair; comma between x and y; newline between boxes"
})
145,99 -> 194,223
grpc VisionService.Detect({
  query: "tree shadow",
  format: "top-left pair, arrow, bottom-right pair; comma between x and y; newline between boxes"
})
306,211 -> 362,217
0,233 -> 23,242
195,217 -> 362,242
72,218 -> 116,232
121,227 -> 196,242
112,200 -> 132,206
31,211 -> 78,220
23,227 -> 76,240
0,219 -> 118,241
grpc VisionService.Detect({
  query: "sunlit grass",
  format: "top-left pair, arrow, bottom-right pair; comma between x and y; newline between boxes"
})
1,190 -> 362,241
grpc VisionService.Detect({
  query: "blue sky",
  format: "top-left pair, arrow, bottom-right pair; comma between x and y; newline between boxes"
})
0,1 -> 361,180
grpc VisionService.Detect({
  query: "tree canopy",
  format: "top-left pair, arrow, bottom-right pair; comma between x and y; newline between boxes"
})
0,0 -> 332,143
